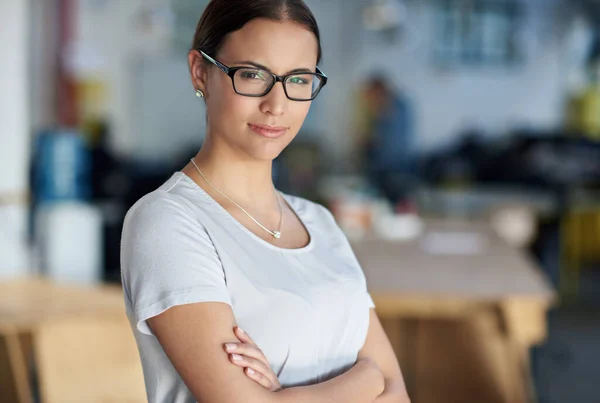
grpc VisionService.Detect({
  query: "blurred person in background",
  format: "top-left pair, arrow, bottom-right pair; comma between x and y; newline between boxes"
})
120,1 -> 409,402
355,75 -> 415,207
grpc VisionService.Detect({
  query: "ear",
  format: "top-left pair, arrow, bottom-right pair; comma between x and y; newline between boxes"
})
188,49 -> 209,94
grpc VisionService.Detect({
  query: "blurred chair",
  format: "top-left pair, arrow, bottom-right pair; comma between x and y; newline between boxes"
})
33,313 -> 146,403
0,326 -> 31,403
561,206 -> 600,301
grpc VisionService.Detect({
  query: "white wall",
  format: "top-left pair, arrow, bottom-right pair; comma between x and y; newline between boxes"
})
333,0 -> 570,153
70,0 -> 574,166
71,0 -> 146,159
30,0 -> 60,132
0,0 -> 31,277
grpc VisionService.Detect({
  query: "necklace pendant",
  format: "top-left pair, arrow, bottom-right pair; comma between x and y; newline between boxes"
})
273,231 -> 281,239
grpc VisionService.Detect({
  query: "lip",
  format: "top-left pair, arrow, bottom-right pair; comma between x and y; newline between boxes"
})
248,123 -> 288,139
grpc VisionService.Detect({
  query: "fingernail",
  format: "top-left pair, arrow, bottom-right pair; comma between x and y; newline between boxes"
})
237,327 -> 245,334
247,367 -> 255,375
225,343 -> 237,351
231,354 -> 243,361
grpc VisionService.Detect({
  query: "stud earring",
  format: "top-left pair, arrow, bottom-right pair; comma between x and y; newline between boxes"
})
195,89 -> 205,98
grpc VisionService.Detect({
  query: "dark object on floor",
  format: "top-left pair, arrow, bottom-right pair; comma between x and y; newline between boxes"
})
533,306 -> 600,403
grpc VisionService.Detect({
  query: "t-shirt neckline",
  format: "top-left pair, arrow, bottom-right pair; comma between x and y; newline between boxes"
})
175,171 -> 315,254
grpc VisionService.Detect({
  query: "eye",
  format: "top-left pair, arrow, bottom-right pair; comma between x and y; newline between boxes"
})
240,69 -> 267,81
287,75 -> 311,85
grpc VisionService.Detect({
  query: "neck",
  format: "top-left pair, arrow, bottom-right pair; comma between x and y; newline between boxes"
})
185,138 -> 277,210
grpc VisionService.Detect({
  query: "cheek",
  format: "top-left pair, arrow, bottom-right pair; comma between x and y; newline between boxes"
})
227,95 -> 259,121
209,88 -> 255,125
291,103 -> 312,127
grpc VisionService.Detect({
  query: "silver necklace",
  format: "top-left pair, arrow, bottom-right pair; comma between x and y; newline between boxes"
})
190,158 -> 283,239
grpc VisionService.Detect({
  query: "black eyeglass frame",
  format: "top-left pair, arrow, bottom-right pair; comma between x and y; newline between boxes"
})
200,50 -> 328,101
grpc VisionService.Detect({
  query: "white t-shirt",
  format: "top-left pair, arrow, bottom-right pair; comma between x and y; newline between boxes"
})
120,171 -> 375,403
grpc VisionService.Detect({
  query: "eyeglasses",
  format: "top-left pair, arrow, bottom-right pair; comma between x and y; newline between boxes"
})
200,51 -> 328,101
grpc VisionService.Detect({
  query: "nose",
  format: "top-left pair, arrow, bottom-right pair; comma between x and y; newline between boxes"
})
259,81 -> 287,116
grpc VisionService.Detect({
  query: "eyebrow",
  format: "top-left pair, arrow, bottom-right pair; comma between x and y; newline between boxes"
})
233,60 -> 315,75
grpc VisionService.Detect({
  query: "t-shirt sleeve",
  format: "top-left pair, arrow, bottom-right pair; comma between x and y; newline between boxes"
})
316,203 -> 376,309
121,196 -> 231,336
365,293 -> 375,309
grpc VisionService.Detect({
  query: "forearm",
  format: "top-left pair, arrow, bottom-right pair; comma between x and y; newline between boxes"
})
272,359 -> 384,403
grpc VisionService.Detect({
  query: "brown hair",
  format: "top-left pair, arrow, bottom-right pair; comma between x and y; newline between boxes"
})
192,0 -> 323,64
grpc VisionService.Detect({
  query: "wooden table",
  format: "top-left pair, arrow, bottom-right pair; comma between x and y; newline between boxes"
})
0,277 -> 134,403
353,219 -> 556,403
1,220 -> 555,402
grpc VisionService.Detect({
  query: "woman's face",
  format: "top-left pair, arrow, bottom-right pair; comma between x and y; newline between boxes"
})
198,19 -> 320,161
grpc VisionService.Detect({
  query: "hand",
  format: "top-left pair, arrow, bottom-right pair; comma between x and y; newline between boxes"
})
224,326 -> 282,392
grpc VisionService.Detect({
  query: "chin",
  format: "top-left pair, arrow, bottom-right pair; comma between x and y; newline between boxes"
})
242,138 -> 292,162
241,130 -> 295,161
247,145 -> 287,162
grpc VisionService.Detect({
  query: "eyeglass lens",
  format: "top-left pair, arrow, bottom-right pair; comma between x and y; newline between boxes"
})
233,68 -> 323,100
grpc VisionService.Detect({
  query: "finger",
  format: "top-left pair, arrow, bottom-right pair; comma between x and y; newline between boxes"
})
224,343 -> 268,364
229,354 -> 272,376
234,326 -> 256,345
245,367 -> 274,390
230,353 -> 279,390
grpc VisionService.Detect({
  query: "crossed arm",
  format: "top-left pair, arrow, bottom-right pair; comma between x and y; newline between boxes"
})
359,309 -> 410,402
148,302 -> 410,403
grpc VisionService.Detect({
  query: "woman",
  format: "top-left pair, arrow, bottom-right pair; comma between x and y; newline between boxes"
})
120,0 -> 409,402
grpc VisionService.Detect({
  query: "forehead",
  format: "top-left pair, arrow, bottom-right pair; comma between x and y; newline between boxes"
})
217,18 -> 319,73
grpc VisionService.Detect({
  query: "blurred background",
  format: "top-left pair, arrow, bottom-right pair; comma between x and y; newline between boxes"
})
1,0 -> 600,402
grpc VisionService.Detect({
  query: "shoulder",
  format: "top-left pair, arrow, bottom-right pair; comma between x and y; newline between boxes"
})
280,193 -> 335,223
120,176 -> 225,310
280,192 -> 343,240
123,173 -> 207,234
121,175 -> 218,261
122,194 -> 191,242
